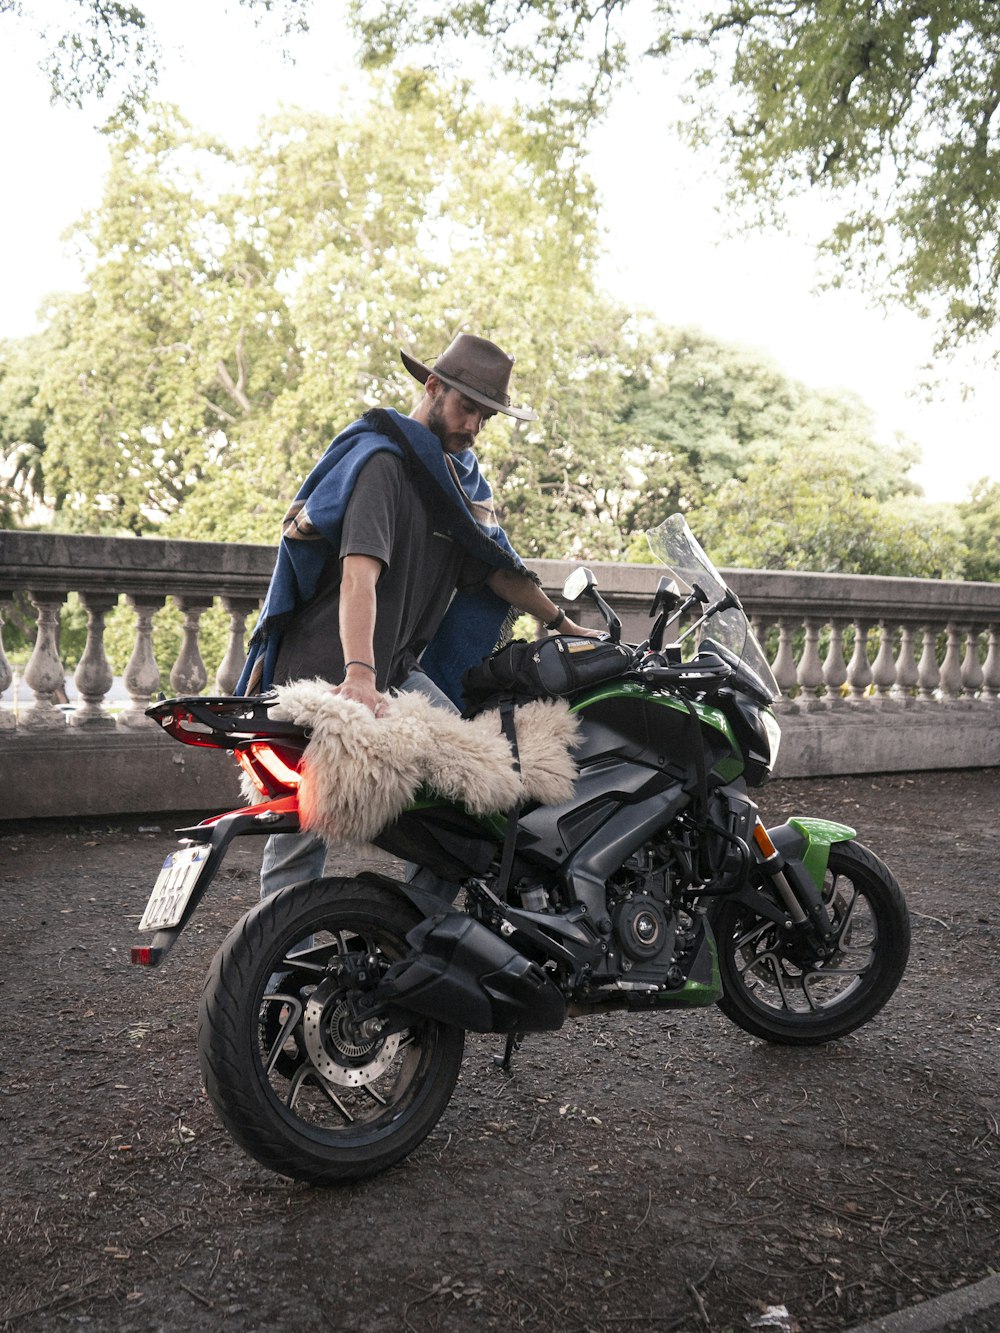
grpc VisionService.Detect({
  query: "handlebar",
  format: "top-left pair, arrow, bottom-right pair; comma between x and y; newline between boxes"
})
637,660 -> 733,690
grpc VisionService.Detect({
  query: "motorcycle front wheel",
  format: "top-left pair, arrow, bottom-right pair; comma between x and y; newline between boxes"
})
714,840 -> 910,1045
198,876 -> 465,1184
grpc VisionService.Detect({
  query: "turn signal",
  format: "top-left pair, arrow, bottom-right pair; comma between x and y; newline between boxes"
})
752,822 -> 779,860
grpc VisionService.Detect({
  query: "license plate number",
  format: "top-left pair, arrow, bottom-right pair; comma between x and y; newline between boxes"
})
138,845 -> 211,932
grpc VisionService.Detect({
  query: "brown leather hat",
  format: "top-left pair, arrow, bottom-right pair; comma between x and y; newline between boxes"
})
400,333 -> 538,422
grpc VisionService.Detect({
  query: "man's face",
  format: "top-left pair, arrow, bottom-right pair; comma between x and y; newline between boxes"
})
426,385 -> 495,454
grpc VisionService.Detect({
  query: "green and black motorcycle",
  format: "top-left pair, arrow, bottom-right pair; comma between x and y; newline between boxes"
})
133,515 -> 910,1184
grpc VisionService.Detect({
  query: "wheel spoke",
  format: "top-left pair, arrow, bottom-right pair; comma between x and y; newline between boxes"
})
279,956 -> 327,975
285,1063 -> 356,1123
734,920 -> 773,951
286,1063 -> 312,1111
311,1073 -> 357,1123
742,950 -> 795,1008
833,887 -> 863,945
260,992 -> 304,1075
767,955 -> 798,1010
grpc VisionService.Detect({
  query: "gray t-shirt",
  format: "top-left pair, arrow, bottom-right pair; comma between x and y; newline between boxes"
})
273,451 -> 489,691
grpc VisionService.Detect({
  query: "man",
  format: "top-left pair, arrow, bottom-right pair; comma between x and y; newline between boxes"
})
238,332 -> 594,898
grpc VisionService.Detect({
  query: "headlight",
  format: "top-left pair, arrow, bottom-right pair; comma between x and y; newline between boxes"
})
761,708 -> 781,768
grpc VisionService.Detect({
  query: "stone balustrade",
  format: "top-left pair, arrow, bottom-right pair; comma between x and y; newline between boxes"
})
0,530 -> 275,732
1,531 -> 998,819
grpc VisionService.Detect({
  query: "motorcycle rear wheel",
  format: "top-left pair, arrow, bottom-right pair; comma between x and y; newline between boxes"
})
198,876 -> 465,1184
714,840 -> 909,1045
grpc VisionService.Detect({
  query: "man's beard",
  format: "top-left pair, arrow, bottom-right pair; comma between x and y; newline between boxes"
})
427,396 -> 472,453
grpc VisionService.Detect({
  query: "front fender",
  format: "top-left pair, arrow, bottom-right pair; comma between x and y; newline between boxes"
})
768,817 -> 857,892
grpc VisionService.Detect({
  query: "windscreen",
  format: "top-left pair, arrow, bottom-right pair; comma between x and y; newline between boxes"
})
645,514 -> 780,703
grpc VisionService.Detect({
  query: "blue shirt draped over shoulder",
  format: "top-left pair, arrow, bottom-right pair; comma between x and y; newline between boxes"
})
237,408 -> 529,708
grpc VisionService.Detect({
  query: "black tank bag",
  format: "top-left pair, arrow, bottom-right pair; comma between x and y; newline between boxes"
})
462,635 -> 633,714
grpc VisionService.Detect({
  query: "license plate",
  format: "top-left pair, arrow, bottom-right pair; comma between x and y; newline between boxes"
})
138,845 -> 211,932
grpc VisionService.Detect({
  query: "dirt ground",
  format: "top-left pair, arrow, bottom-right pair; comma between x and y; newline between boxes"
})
2,768 -> 1000,1333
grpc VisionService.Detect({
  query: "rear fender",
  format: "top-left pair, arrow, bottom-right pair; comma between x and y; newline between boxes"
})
131,796 -> 300,966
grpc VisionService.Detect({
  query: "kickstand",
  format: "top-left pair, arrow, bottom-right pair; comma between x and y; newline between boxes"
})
493,1031 -> 523,1077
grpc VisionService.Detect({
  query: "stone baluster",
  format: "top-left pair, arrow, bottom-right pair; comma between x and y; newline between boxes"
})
169,596 -> 211,696
119,595 -> 164,728
870,620 -> 898,703
796,617 -> 825,708
0,604 -> 14,732
938,623 -> 965,700
917,625 -> 941,701
846,621 -> 873,701
70,592 -> 117,727
893,622 -> 920,704
216,596 -> 260,694
822,618 -> 849,706
771,618 -> 799,702
981,625 -> 1000,701
22,592 -> 68,730
961,626 -> 985,700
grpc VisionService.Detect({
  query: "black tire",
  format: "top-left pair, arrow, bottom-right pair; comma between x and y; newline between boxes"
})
714,840 -> 910,1046
198,876 -> 465,1184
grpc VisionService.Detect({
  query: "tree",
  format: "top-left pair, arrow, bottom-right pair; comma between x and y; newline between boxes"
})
351,1 -> 1000,353
680,457 -> 967,579
13,70 -> 948,566
21,76 -> 662,555
959,480 -> 1000,581
616,327 -> 921,510
0,333 -> 58,527
3,0 -> 310,116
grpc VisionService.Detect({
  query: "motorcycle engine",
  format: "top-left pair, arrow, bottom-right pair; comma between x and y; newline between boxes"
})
602,843 -> 689,988
611,894 -> 680,985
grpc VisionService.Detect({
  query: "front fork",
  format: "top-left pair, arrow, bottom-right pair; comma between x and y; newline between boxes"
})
747,817 -> 857,949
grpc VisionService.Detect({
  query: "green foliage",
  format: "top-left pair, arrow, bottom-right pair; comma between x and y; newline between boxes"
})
15,78 -> 662,559
4,0 -> 311,117
959,480 -> 1000,581
0,334 -> 56,526
350,1 -> 1000,351
683,458 -> 967,579
614,328 -> 920,523
4,65 -> 971,582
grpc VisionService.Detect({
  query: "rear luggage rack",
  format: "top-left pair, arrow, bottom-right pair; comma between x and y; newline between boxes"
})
145,693 -> 309,749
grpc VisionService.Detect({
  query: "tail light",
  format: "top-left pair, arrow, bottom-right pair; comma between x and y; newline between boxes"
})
236,742 -> 303,797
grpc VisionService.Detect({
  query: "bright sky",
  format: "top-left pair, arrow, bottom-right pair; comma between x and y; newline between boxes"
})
1,1 -> 996,504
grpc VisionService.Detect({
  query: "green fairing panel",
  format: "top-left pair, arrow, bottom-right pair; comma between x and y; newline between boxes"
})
571,681 -> 741,771
408,787 -> 507,837
787,817 -> 857,890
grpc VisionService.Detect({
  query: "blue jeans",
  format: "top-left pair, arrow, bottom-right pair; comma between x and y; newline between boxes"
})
260,668 -> 459,901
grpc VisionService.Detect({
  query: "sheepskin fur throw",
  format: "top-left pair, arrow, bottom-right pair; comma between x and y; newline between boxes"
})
265,679 -> 582,846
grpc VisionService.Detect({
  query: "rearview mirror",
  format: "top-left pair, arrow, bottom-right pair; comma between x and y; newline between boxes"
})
562,567 -> 595,602
650,576 -> 682,619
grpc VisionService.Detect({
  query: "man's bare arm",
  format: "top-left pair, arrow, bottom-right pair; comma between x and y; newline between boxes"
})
334,554 -> 387,713
486,569 -> 598,638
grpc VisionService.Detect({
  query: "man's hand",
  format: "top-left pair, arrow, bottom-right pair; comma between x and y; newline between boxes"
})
330,668 -> 389,717
558,615 -> 601,639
